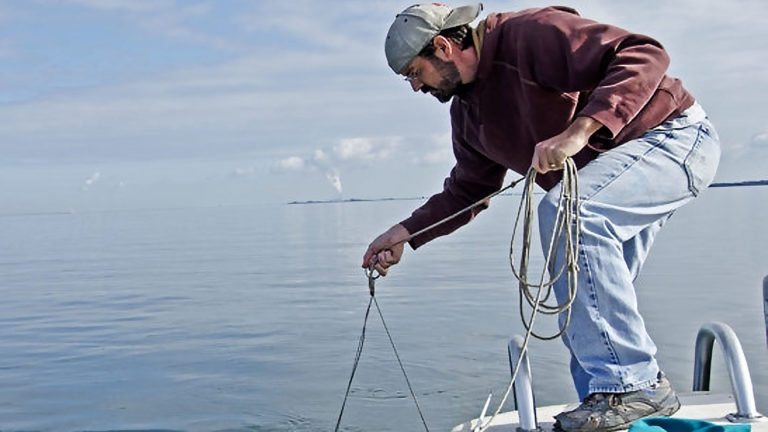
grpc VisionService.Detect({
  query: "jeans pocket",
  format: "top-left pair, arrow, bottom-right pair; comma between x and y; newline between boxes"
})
683,122 -> 721,196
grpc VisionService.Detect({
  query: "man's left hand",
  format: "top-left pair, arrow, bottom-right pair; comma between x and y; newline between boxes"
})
532,116 -> 603,174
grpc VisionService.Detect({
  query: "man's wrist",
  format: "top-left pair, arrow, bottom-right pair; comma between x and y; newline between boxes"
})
390,224 -> 411,243
569,116 -> 603,140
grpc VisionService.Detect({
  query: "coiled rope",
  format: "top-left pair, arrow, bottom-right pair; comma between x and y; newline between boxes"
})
472,158 -> 580,432
334,158 -> 581,432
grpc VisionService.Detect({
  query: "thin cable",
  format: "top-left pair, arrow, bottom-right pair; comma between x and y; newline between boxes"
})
335,271 -> 430,432
334,296 -> 373,432
364,176 -> 528,263
373,296 -> 431,432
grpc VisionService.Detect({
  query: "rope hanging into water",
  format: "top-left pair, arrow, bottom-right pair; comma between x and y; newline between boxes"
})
333,270 -> 431,432
334,159 -> 581,432
333,296 -> 373,432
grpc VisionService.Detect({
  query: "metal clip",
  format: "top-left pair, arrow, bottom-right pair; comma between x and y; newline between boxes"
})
364,266 -> 380,296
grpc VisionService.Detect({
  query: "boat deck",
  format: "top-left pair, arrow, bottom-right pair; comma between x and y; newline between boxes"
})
451,392 -> 768,432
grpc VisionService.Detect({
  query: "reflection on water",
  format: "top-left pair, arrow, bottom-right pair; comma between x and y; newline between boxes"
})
0,188 -> 766,431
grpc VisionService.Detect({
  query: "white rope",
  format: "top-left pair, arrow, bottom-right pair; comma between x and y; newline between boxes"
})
473,159 -> 581,432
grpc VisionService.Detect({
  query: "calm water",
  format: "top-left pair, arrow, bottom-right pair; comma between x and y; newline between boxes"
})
1,187 -> 766,432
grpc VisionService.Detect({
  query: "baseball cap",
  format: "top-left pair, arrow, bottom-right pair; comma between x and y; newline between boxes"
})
385,3 -> 483,74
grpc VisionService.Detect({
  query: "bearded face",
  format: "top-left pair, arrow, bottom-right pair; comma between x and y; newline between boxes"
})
419,56 -> 463,103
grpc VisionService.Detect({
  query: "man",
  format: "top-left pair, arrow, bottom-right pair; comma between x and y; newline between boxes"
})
362,3 -> 720,432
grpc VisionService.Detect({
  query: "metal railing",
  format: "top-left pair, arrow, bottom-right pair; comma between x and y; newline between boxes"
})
508,336 -> 540,432
763,275 -> 767,348
692,322 -> 766,423
506,314 -> 767,429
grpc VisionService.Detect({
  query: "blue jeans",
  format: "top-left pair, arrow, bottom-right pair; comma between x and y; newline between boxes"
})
538,103 -> 720,400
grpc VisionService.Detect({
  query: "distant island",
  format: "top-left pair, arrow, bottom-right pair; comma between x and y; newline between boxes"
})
288,179 -> 768,205
709,179 -> 768,188
288,196 -> 427,205
288,191 -> 540,205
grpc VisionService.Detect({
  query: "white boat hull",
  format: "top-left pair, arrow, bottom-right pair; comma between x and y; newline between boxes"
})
451,392 -> 768,432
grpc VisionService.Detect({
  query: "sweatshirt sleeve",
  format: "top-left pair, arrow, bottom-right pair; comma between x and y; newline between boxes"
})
399,105 -> 507,249
511,7 -> 671,138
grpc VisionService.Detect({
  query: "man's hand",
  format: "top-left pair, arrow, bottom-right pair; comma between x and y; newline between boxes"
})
362,224 -> 410,276
532,116 -> 603,174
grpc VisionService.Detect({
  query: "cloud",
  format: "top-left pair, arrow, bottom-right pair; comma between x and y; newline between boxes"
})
235,1 -> 394,53
333,137 -> 401,161
55,0 -> 244,53
82,171 -> 101,191
59,0 -> 394,56
274,136 -> 401,195
0,1 -> 428,166
751,132 -> 768,148
1,0 -> 766,207
275,156 -> 305,171
271,151 -> 343,194
231,167 -> 257,178
135,9 -> 244,53
314,149 -> 328,162
245,13 -> 358,52
418,148 -> 453,165
0,49 -> 403,164
717,129 -> 768,182
61,0 -> 169,13
270,133 -> 451,196
409,133 -> 453,166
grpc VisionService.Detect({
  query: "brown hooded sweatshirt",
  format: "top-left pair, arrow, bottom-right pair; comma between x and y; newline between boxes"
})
400,6 -> 694,249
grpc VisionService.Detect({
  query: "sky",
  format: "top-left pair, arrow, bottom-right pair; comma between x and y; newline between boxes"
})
0,0 -> 766,213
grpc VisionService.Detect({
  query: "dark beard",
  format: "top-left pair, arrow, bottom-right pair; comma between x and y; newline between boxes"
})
421,56 -> 465,103
421,82 -> 474,103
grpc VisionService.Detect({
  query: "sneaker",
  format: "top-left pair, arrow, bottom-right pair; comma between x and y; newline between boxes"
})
553,373 -> 681,432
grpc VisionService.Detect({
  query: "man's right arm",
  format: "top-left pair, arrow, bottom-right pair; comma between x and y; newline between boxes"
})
361,109 -> 506,274
399,106 -> 507,249
399,150 -> 506,248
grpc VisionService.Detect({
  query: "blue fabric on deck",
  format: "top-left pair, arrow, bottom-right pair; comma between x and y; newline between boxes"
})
629,417 -> 751,432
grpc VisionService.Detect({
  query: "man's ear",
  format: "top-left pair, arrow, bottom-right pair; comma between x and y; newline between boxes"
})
432,35 -> 453,62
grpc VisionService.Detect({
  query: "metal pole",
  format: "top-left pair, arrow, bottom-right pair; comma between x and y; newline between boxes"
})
692,328 -> 712,392
763,275 -> 767,348
692,322 -> 765,422
508,336 -> 539,432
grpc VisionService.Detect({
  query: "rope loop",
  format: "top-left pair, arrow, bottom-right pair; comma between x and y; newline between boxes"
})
474,158 -> 581,432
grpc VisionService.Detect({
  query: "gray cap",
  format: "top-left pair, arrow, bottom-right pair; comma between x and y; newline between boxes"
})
385,3 -> 483,74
